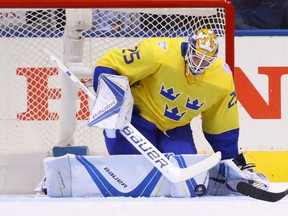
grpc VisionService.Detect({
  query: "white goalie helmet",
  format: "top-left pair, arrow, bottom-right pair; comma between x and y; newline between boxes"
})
185,29 -> 219,76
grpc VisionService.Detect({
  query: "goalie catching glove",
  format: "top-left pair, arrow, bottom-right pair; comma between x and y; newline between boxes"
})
208,152 -> 269,195
232,153 -> 269,190
88,74 -> 133,130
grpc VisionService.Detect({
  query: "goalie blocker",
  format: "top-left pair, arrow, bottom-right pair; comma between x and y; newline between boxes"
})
88,74 -> 133,130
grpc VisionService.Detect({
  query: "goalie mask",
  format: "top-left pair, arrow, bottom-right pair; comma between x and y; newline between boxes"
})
185,29 -> 219,76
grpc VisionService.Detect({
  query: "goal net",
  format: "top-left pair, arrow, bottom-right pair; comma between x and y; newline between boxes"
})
0,0 -> 234,193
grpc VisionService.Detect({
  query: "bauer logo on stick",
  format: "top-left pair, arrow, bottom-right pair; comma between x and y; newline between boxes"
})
122,125 -> 169,169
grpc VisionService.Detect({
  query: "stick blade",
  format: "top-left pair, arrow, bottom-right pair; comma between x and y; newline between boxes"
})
171,151 -> 221,183
237,181 -> 288,202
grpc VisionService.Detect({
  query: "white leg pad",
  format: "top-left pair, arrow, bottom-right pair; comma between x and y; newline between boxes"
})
43,154 -> 211,197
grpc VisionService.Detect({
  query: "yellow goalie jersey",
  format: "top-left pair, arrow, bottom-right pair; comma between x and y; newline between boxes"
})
96,37 -> 239,136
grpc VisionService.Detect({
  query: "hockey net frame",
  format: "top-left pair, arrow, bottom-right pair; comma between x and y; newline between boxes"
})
0,0 -> 234,194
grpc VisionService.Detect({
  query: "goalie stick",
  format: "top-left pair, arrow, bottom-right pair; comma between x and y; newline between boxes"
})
44,49 -> 221,183
237,182 -> 288,202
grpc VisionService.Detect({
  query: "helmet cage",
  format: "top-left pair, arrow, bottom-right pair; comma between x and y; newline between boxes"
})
186,44 -> 215,76
186,29 -> 219,76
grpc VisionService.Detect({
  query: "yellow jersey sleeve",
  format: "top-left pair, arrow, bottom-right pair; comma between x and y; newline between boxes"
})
200,60 -> 239,134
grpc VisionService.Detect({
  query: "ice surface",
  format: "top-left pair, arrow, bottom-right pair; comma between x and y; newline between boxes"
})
0,183 -> 287,216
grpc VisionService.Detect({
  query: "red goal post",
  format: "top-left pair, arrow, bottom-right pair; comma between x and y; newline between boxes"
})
0,0 -> 234,194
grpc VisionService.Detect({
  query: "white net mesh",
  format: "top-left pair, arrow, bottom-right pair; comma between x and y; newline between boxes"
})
0,7 -> 228,155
